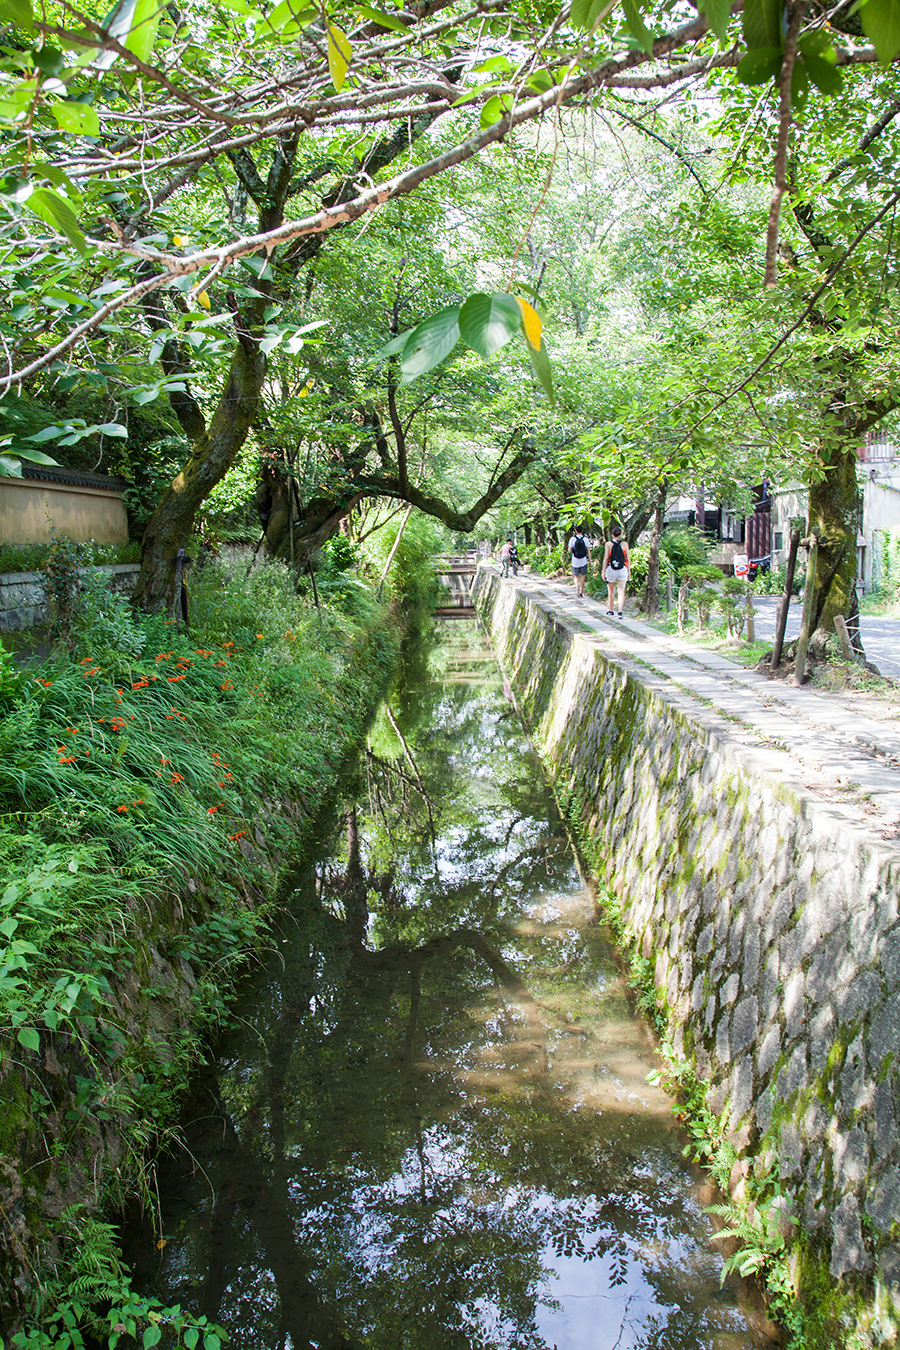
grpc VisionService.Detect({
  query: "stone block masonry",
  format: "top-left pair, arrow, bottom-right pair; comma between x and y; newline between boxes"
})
0,563 -> 139,631
475,568 -> 900,1338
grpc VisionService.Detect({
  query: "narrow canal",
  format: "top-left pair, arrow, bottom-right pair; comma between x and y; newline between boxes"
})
129,619 -> 761,1349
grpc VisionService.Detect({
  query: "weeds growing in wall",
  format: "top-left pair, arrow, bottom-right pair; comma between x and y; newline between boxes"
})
0,552 -> 398,1347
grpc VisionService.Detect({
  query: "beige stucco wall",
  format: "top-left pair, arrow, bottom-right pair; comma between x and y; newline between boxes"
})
0,478 -> 128,545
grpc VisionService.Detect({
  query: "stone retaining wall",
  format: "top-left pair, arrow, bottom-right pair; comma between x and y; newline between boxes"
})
475,569 -> 900,1341
0,563 -> 139,630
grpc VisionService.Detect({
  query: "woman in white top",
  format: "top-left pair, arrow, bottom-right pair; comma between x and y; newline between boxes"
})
602,526 -> 630,617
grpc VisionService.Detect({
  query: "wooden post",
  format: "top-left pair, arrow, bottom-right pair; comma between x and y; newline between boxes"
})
834,614 -> 856,663
771,524 -> 801,670
665,573 -> 673,612
794,534 -> 818,686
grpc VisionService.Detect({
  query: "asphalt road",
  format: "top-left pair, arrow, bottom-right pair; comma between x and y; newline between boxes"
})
751,596 -> 900,681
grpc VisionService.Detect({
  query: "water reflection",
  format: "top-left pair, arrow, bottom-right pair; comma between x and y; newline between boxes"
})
131,622 -> 757,1349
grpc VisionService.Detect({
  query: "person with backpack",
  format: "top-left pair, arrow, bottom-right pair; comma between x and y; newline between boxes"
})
508,540 -> 521,576
603,525 -> 630,617
568,527 -> 592,596
500,537 -> 513,577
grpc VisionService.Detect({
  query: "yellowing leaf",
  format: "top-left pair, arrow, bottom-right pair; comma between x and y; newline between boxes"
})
173,232 -> 189,245
195,288 -> 211,310
299,377 -> 314,396
515,296 -> 542,350
327,24 -> 351,91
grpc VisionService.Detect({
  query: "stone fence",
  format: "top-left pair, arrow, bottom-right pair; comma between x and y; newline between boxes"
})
0,564 -> 140,631
475,567 -> 900,1343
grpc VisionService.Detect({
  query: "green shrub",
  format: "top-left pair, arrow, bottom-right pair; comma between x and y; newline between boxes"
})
528,542 -> 565,575
660,525 -> 710,578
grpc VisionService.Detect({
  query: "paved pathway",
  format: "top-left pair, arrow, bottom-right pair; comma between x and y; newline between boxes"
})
494,570 -> 900,841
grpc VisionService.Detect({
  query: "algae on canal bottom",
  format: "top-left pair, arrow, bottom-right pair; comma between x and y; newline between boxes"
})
129,620 -> 759,1350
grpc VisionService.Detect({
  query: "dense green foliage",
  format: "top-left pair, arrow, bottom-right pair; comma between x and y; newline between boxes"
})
0,554 -> 399,1344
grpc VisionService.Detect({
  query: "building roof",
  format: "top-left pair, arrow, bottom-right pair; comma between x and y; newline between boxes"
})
20,464 -> 129,492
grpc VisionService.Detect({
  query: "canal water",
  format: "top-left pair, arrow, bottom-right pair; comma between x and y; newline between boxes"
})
130,619 -> 760,1349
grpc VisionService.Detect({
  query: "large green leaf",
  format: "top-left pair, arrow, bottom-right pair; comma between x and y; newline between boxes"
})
742,0 -> 782,50
735,46 -> 783,83
356,4 -> 408,31
861,0 -> 900,62
570,0 -> 609,28
699,0 -> 731,41
0,0 -> 34,31
374,329 -> 412,360
458,292 -> 521,359
799,34 -> 842,93
24,188 -> 88,256
51,101 -> 101,136
622,0 -> 654,53
16,445 -> 60,464
399,307 -> 461,383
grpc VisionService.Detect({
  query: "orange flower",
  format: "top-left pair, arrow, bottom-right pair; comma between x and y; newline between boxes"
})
256,633 -> 264,639
117,804 -> 129,813
66,727 -> 78,735
207,805 -> 219,814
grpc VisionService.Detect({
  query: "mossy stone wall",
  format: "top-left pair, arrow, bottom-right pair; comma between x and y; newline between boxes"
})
476,570 -> 900,1338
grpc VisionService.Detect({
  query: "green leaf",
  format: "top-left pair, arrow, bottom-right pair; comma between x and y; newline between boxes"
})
32,45 -> 65,75
526,334 -> 555,404
742,0 -> 783,50
96,421 -> 128,436
0,916 -> 17,937
525,68 -> 555,92
0,0 -> 34,31
123,0 -> 162,63
327,23 -> 351,90
51,101 -> 101,136
479,94 -> 509,128
799,36 -> 842,93
570,0 -> 609,28
374,330 -> 411,360
17,1026 -> 40,1050
791,59 -> 809,107
183,1330 -> 199,1350
622,0 -> 654,53
399,306 -> 461,383
142,1326 -> 161,1348
14,445 -> 59,464
861,0 -> 900,61
25,187 -> 88,256
699,0 -> 732,40
458,292 -> 521,359
356,4 -> 408,30
263,0 -> 316,31
735,45 -> 783,83
476,54 -> 512,72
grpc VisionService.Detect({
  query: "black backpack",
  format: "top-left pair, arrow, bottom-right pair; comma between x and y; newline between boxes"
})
572,534 -> 588,559
609,539 -> 626,569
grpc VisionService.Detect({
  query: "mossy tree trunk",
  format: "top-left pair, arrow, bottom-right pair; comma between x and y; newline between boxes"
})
805,404 -> 863,658
132,342 -> 267,612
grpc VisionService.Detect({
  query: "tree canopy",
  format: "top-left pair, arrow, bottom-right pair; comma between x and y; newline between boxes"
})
0,0 -> 899,643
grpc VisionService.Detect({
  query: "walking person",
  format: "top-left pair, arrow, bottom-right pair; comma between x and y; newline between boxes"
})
508,541 -> 520,577
603,525 -> 630,617
500,537 -> 513,578
568,527 -> 591,596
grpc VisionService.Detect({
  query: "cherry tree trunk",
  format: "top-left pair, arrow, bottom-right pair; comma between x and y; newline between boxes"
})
132,343 -> 266,613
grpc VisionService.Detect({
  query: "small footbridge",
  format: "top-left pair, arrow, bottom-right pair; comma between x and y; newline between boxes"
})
433,551 -> 478,616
